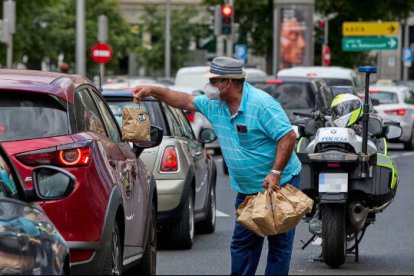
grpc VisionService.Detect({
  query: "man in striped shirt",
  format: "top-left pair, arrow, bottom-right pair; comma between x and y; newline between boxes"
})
133,57 -> 301,275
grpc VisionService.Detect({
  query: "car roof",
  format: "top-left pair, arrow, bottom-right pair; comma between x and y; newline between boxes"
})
0,69 -> 92,103
277,66 -> 354,79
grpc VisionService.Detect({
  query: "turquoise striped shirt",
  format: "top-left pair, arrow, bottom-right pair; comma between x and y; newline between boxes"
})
194,82 -> 302,194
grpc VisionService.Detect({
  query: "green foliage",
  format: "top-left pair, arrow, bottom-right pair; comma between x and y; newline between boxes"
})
0,0 -> 133,75
134,5 -> 208,76
204,0 -> 414,70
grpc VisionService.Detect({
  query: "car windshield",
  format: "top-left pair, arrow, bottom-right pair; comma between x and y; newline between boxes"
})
0,91 -> 68,142
322,78 -> 353,86
254,83 -> 315,109
369,91 -> 399,104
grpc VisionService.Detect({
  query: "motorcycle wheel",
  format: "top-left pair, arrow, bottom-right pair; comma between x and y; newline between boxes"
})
321,203 -> 347,268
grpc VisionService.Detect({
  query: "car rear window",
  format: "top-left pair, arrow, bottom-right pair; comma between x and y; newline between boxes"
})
106,100 -> 168,134
369,91 -> 399,104
254,83 -> 315,109
322,78 -> 353,86
0,91 -> 68,142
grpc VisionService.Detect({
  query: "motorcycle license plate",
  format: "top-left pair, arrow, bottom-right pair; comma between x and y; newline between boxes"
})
319,173 -> 348,193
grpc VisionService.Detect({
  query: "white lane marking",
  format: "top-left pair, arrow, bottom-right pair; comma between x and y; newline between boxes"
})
389,151 -> 414,159
216,210 -> 230,217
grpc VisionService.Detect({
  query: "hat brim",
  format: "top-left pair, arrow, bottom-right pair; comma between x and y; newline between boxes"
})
205,71 -> 246,79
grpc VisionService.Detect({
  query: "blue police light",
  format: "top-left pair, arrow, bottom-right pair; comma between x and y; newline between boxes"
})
358,66 -> 377,73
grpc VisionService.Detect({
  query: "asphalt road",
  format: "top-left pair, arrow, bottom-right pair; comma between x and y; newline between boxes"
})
157,145 -> 414,275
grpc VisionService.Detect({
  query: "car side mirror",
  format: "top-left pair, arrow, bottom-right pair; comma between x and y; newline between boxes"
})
371,98 -> 380,106
199,128 -> 217,144
31,166 -> 76,201
132,125 -> 163,157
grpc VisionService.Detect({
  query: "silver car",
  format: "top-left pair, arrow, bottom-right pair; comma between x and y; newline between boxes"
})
103,90 -> 218,249
369,85 -> 414,149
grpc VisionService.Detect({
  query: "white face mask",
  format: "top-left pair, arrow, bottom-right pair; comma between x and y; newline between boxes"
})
204,83 -> 221,100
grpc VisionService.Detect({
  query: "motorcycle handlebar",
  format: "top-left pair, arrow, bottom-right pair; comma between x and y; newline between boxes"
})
293,112 -> 313,118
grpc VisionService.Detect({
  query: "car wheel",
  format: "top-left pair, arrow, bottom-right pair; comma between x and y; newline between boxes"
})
170,190 -> 194,249
196,184 -> 216,234
129,204 -> 157,275
103,222 -> 122,275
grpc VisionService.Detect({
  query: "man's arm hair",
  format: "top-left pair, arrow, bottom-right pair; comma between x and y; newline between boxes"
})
149,87 -> 198,111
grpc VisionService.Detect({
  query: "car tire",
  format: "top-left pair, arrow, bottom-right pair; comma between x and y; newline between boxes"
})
196,184 -> 216,234
103,222 -> 122,275
170,190 -> 194,249
129,204 -> 157,275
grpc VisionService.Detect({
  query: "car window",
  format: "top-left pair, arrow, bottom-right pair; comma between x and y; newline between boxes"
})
404,90 -> 414,104
162,103 -> 184,137
89,90 -> 122,143
171,108 -> 195,140
322,78 -> 353,86
370,91 -> 399,104
0,153 -> 18,199
74,88 -> 107,136
255,83 -> 315,109
0,91 -> 68,142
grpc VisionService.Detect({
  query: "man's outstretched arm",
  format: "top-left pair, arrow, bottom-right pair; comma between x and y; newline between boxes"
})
132,85 -> 198,112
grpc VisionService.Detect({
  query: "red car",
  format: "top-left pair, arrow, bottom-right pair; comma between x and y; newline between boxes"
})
0,70 -> 162,274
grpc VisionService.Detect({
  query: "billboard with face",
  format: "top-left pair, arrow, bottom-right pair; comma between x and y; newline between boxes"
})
278,5 -> 313,70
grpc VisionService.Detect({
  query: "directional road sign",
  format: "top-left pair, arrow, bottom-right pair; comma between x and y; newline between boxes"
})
342,37 -> 398,51
343,22 -> 399,36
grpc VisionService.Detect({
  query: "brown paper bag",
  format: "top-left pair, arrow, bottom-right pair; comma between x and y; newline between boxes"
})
271,191 -> 300,234
236,195 -> 265,237
281,184 -> 314,216
251,191 -> 278,236
121,108 -> 151,142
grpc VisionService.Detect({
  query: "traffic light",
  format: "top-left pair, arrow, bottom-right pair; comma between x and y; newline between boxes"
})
315,19 -> 325,44
209,5 -> 222,36
221,5 -> 233,35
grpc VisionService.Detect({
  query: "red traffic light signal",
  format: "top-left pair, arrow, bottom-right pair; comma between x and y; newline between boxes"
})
318,20 -> 325,28
221,5 -> 232,16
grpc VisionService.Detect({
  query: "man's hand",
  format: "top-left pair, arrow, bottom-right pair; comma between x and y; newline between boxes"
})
262,173 -> 280,194
132,85 -> 154,103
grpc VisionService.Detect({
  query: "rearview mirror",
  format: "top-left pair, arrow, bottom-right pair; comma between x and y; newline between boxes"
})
385,125 -> 402,140
32,166 -> 76,200
368,117 -> 383,136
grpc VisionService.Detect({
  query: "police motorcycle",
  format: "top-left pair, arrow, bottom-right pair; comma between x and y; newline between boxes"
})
294,66 -> 402,268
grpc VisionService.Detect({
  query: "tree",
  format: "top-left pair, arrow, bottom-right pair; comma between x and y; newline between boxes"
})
0,0 -> 134,75
134,5 -> 208,76
203,0 -> 414,71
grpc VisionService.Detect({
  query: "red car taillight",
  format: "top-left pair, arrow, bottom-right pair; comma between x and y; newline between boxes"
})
185,112 -> 195,122
384,109 -> 406,116
160,146 -> 178,172
16,142 -> 92,167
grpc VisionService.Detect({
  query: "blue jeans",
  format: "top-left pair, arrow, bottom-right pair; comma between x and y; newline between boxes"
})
231,174 -> 300,275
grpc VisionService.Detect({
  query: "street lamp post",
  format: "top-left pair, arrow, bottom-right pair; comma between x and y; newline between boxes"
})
165,0 -> 171,78
76,0 -> 86,75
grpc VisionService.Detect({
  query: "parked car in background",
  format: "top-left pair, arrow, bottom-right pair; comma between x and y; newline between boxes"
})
277,66 -> 362,89
103,90 -> 218,249
0,143 -> 75,275
368,85 -> 414,150
0,70 -> 162,274
252,77 -> 333,123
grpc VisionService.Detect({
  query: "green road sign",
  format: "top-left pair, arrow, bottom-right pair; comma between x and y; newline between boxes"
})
342,37 -> 398,51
